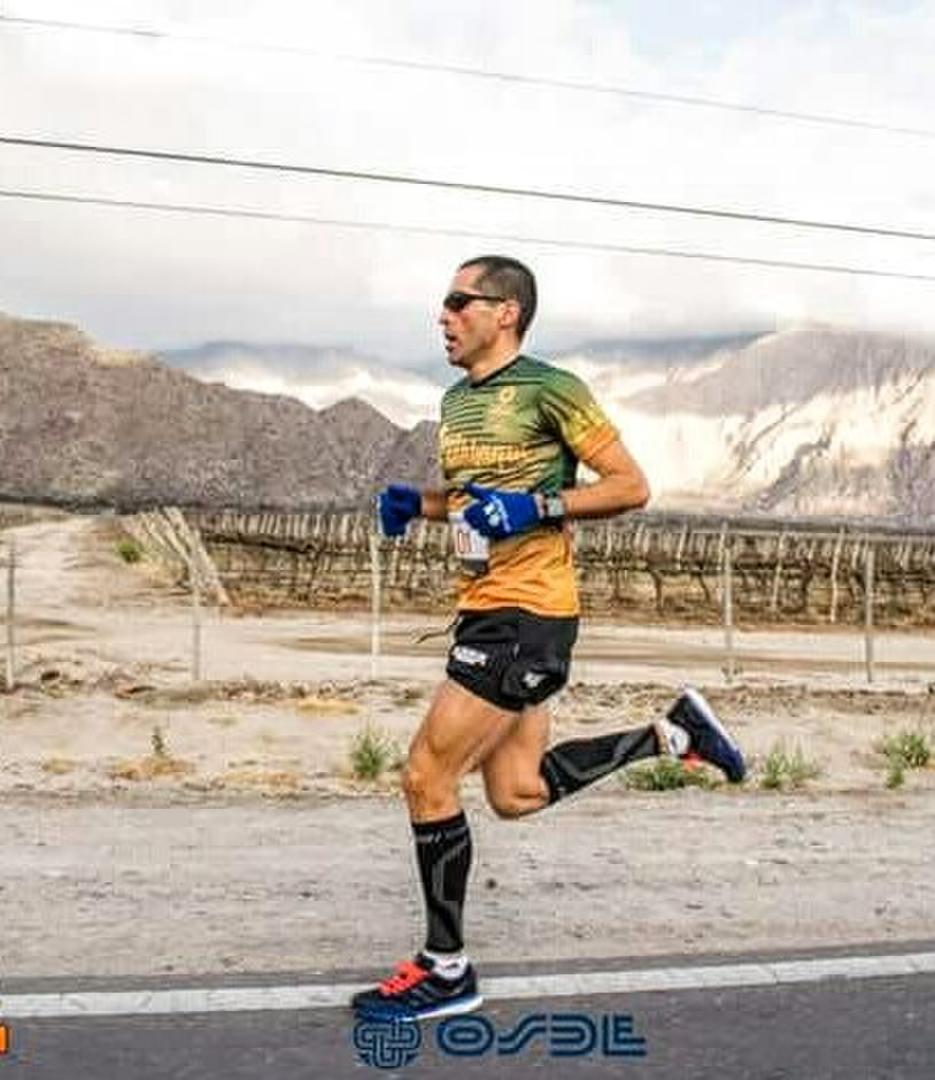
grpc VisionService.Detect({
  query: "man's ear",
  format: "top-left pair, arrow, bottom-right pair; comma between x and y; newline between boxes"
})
499,298 -> 521,331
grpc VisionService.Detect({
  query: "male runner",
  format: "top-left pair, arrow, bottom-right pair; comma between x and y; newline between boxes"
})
352,255 -> 745,1021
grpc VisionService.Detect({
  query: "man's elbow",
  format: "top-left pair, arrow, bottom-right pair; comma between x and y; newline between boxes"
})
619,468 -> 650,510
606,476 -> 650,513
631,476 -> 651,510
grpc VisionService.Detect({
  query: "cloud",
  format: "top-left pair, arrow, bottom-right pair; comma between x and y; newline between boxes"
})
160,340 -> 446,427
1,0 -> 933,361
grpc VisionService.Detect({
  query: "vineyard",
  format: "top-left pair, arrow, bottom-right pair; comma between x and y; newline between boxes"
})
118,508 -> 935,629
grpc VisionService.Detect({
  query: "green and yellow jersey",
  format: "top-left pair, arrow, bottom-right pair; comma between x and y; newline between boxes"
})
439,353 -> 618,616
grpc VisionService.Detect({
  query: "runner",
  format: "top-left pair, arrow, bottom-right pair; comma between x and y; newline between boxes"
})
352,255 -> 745,1021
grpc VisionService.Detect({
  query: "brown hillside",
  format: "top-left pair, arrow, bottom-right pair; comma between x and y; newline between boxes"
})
0,313 -> 438,510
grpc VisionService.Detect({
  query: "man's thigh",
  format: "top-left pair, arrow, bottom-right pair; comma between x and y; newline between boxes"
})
409,679 -> 519,780
480,704 -> 550,802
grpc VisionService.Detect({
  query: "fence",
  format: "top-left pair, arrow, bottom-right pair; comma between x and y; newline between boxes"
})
3,507 -> 934,691
3,534 -> 14,691
189,508 -> 935,627
193,509 -> 934,687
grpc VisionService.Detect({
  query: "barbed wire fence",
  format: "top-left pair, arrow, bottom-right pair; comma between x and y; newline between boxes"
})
2,507 -> 934,692
3,534 -> 15,691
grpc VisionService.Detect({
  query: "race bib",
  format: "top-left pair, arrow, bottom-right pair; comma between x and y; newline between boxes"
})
449,511 -> 490,578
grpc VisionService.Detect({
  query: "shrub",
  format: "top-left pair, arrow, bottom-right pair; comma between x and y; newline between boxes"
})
878,729 -> 931,771
759,743 -> 822,791
886,759 -> 906,790
349,726 -> 402,781
151,725 -> 168,759
107,727 -> 194,782
877,728 -> 931,789
625,757 -> 716,791
116,537 -> 143,564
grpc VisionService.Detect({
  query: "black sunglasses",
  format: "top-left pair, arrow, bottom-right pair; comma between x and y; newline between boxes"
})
442,290 -> 508,312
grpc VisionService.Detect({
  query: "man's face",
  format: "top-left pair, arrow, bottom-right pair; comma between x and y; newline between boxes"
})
438,265 -> 516,369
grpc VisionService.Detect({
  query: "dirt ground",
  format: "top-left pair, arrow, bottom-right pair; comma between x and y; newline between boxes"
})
1,516 -> 933,980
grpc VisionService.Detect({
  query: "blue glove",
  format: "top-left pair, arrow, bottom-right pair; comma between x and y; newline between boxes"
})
377,484 -> 421,537
463,482 -> 542,540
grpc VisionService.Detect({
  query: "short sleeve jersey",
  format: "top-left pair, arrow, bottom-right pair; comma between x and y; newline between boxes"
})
439,354 -> 618,616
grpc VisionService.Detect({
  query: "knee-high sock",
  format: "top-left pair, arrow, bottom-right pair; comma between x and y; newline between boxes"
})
412,811 -> 472,954
540,726 -> 660,805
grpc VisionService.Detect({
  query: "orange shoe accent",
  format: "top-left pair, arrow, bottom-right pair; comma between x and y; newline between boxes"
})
378,960 -> 430,997
681,752 -> 704,770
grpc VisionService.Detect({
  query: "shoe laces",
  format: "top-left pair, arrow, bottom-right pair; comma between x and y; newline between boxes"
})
378,959 -> 430,996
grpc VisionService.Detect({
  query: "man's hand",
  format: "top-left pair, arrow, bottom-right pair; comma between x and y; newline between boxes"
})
377,484 -> 421,537
463,482 -> 543,540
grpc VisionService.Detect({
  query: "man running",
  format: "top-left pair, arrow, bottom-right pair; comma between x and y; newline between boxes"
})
352,255 -> 745,1021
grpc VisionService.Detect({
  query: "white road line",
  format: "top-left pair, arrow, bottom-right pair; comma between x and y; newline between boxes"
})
3,951 -> 934,1019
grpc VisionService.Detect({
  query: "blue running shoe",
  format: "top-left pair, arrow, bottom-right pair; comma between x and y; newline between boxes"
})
351,954 -> 483,1022
667,687 -> 746,783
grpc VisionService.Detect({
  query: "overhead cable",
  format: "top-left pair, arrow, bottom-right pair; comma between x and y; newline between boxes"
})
2,13 -> 933,140
2,187 -> 933,283
2,133 -> 933,244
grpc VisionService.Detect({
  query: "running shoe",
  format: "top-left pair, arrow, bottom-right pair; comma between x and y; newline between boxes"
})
667,687 -> 746,783
351,954 -> 483,1021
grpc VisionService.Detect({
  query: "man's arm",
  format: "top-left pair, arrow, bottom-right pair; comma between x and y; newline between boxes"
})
559,438 -> 650,519
460,438 -> 649,541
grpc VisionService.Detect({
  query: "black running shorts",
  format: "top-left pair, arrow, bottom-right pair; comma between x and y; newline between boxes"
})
445,607 -> 579,712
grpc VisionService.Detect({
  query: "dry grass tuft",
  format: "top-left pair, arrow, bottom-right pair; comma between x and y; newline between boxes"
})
41,757 -> 78,776
215,767 -> 305,792
107,755 -> 196,781
206,714 -> 239,728
293,694 -> 361,716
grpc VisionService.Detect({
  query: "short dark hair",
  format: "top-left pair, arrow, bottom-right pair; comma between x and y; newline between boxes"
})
459,255 -> 537,339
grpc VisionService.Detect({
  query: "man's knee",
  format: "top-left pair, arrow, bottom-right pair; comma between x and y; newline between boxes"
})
400,759 -> 428,801
401,753 -> 454,809
488,792 -> 526,820
486,783 -> 542,820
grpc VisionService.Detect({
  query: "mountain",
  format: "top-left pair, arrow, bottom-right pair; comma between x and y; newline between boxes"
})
564,332 -> 765,365
160,341 -> 443,430
556,330 -> 935,523
3,313 -> 934,523
0,313 -> 438,510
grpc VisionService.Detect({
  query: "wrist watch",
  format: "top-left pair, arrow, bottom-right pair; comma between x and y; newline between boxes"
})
536,492 -> 566,523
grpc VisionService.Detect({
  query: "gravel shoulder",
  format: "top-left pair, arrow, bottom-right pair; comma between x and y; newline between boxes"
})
1,517 -> 933,979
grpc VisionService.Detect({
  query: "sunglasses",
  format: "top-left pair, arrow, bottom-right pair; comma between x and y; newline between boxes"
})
442,290 -> 508,312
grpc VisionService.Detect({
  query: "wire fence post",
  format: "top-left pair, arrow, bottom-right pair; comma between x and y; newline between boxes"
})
4,536 -> 15,692
191,557 -> 202,683
722,526 -> 735,685
864,542 -> 875,685
370,527 -> 381,680
770,528 -> 785,615
829,527 -> 844,624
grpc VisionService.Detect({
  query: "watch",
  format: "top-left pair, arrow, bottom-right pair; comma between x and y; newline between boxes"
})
536,492 -> 566,523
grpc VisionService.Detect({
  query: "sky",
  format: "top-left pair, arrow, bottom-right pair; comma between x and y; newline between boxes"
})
1,0 -> 934,375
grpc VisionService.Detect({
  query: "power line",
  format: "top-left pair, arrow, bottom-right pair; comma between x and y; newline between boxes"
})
2,186 -> 933,283
2,133 -> 933,244
2,13 -> 933,141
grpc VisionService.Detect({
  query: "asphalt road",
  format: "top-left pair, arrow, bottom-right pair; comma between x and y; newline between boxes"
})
2,945 -> 933,1079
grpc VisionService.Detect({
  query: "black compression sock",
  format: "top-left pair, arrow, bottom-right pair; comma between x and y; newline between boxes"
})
540,726 -> 660,805
412,811 -> 472,954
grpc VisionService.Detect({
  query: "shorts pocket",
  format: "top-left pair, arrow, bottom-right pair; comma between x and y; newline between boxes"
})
500,651 -> 569,705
